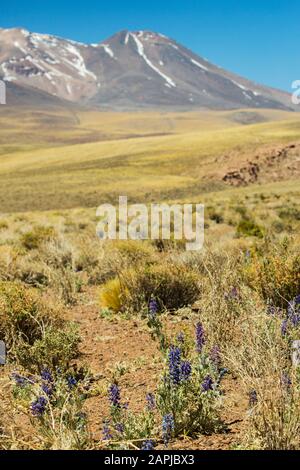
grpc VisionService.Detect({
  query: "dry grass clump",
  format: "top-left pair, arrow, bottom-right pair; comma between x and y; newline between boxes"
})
0,245 -> 20,281
16,324 -> 80,371
0,281 -> 61,349
188,248 -> 249,349
226,303 -> 300,450
244,238 -> 300,308
0,279 -> 80,373
99,260 -> 201,313
99,277 -> 123,313
20,226 -> 56,251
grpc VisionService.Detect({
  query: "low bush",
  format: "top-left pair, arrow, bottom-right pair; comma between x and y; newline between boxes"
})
0,220 -> 8,230
103,384 -> 156,449
0,281 -> 61,354
237,218 -> 264,238
20,226 -> 56,250
135,264 -> 200,310
278,207 -> 300,221
102,307 -> 225,450
208,211 -> 224,224
11,367 -> 90,450
0,245 -> 19,281
99,263 -> 201,313
244,240 -> 300,308
16,323 -> 81,371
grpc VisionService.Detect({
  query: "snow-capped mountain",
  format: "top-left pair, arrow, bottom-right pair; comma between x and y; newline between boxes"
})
0,27 -> 294,110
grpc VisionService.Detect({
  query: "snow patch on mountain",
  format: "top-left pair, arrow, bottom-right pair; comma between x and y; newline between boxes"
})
63,44 -> 97,80
230,79 -> 248,91
1,62 -> 17,81
130,32 -> 176,88
14,41 -> 28,55
190,58 -> 208,72
99,44 -> 115,58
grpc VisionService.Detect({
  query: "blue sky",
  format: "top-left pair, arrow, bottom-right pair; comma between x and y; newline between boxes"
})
0,0 -> 298,91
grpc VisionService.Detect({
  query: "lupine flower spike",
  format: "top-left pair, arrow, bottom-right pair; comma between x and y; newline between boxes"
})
109,383 -> 121,408
162,413 -> 174,445
196,322 -> 205,353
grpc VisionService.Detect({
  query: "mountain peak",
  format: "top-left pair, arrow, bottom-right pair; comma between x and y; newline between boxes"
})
0,26 -> 294,110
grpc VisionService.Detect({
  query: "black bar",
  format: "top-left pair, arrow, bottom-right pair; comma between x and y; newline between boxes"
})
0,450 -> 299,467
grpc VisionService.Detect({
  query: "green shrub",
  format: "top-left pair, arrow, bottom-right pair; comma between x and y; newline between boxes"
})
16,323 -> 81,371
99,262 -> 200,313
116,263 -> 200,313
0,281 -> 61,353
0,220 -> 8,230
278,207 -> 300,221
209,212 -> 224,224
237,218 -> 264,238
12,367 -> 90,449
244,241 -> 300,308
136,264 -> 200,310
20,226 -> 56,250
45,265 -> 82,305
234,205 -> 248,217
272,220 -> 290,234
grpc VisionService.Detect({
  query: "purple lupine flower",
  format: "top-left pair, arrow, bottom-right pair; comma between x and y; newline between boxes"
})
210,345 -> 221,369
146,393 -> 156,411
11,373 -> 29,388
67,376 -> 77,390
41,383 -> 53,396
115,423 -> 124,433
248,390 -> 258,407
40,369 -> 54,396
103,421 -> 113,441
109,383 -> 121,408
291,314 -> 300,327
168,346 -> 181,385
162,413 -> 174,444
31,396 -> 47,416
180,361 -> 192,381
40,368 -> 53,383
149,298 -> 158,318
141,439 -> 155,450
195,322 -> 205,353
281,319 -> 288,336
202,375 -> 214,392
177,332 -> 185,344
